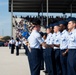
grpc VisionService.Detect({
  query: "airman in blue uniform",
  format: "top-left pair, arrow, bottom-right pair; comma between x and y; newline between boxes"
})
10,37 -> 15,54
44,27 -> 54,75
59,20 -> 68,75
67,17 -> 76,75
53,23 -> 62,75
27,19 -> 47,75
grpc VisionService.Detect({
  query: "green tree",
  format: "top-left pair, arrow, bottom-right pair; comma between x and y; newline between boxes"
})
2,36 -> 10,41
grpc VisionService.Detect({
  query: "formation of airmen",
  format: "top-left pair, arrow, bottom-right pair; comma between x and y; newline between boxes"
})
9,17 -> 76,75
9,37 -> 28,56
27,17 -> 76,75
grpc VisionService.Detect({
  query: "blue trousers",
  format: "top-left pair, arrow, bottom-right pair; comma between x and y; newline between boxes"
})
60,49 -> 67,75
52,50 -> 57,75
28,48 -> 41,75
40,48 -> 44,70
11,44 -> 15,54
23,44 -> 29,55
54,49 -> 62,75
16,46 -> 19,55
67,49 -> 76,75
43,48 -> 54,75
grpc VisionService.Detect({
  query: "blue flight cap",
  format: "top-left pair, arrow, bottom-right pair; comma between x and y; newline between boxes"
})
53,23 -> 59,26
66,17 -> 76,22
46,25 -> 50,29
58,20 -> 68,26
50,24 -> 54,27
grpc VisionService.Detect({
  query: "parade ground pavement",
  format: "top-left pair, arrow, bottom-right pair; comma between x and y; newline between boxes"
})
0,47 -> 45,75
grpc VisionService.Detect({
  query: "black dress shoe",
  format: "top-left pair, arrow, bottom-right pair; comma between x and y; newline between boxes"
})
40,67 -> 44,70
43,70 -> 48,73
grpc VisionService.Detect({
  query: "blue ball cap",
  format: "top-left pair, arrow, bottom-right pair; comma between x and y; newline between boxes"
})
66,17 -> 76,22
58,20 -> 68,26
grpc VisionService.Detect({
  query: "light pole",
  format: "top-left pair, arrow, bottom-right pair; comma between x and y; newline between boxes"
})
46,0 -> 48,27
11,0 -> 13,37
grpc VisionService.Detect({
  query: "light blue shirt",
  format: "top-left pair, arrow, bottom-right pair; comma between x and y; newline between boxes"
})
68,29 -> 76,49
60,30 -> 68,50
10,39 -> 15,44
53,32 -> 60,49
45,33 -> 53,44
28,30 -> 44,49
42,38 -> 46,49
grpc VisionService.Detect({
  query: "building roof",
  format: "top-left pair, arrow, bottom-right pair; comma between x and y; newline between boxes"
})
9,0 -> 76,13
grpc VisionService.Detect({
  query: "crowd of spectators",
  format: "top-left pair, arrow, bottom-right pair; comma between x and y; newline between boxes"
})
13,15 -> 72,40
13,16 -> 29,40
20,15 -> 67,27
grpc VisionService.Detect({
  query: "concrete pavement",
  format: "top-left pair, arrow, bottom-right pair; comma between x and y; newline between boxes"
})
0,47 -> 45,75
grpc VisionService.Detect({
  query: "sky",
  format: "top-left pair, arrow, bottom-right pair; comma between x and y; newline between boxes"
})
0,0 -> 76,37
0,0 -> 11,36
